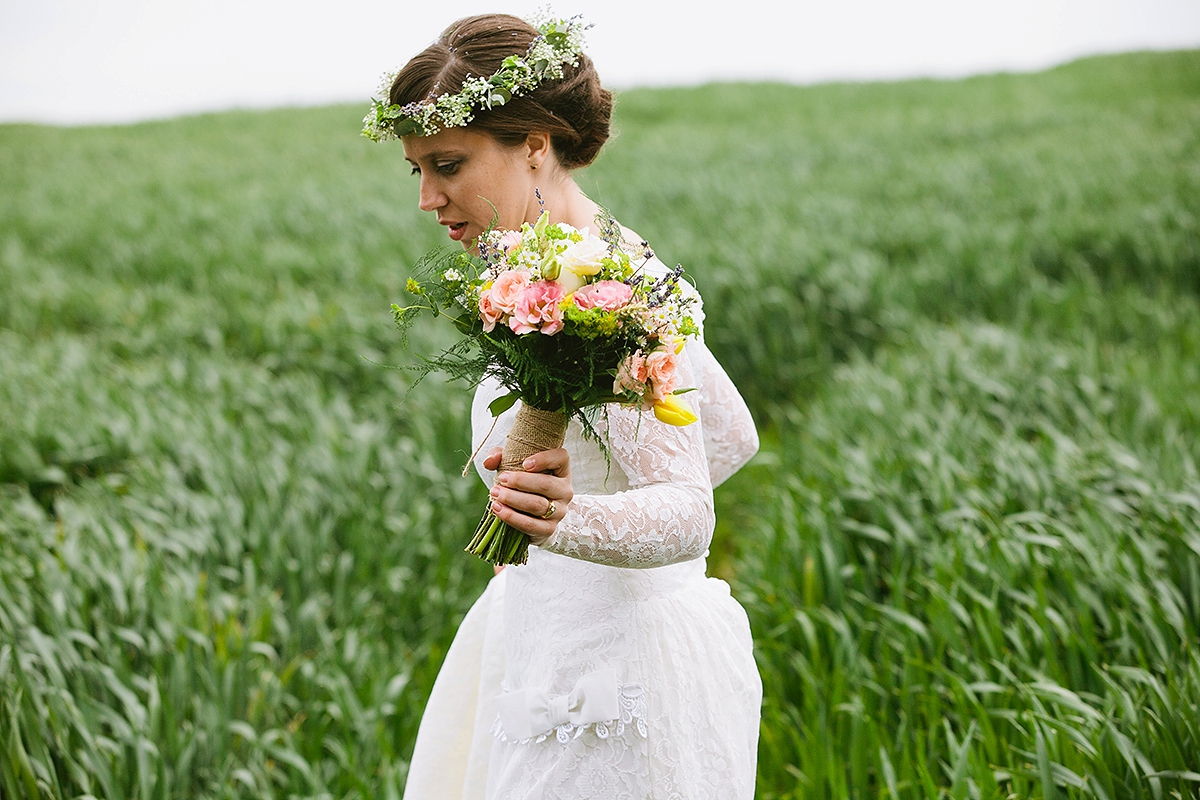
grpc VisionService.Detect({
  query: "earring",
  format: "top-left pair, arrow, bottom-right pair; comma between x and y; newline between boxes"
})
531,163 -> 539,170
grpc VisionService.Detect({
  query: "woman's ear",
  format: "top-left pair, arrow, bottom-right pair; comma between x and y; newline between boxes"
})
524,131 -> 552,170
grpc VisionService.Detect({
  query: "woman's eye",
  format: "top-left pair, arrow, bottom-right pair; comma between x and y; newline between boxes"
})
436,161 -> 460,175
409,165 -> 421,176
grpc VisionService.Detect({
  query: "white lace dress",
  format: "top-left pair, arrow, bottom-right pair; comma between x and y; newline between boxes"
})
402,286 -> 761,799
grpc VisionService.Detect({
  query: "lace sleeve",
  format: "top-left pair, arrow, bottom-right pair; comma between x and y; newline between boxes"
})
691,340 -> 759,488
668,269 -> 757,487
542,348 -> 716,569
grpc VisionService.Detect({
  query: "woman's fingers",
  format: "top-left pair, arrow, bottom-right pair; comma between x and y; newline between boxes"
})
496,469 -> 572,502
489,483 -> 566,522
487,496 -> 560,544
485,444 -> 568,475
487,447 -> 573,545
519,447 -> 570,478
494,447 -> 574,511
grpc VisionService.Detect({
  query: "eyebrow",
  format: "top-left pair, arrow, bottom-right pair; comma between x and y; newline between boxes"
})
406,149 -> 464,163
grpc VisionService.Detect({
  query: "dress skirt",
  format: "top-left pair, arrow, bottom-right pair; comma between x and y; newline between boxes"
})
403,546 -> 761,799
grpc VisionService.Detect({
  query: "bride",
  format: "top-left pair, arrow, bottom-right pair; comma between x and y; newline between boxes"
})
366,12 -> 762,799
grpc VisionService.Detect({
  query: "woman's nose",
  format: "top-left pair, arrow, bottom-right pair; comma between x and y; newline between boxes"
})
418,176 -> 445,212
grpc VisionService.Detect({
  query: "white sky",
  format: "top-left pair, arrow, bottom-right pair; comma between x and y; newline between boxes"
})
1,0 -> 1198,125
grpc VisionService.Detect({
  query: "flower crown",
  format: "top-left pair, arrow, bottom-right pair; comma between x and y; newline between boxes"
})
362,13 -> 590,142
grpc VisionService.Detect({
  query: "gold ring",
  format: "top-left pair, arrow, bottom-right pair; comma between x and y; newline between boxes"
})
540,500 -> 557,520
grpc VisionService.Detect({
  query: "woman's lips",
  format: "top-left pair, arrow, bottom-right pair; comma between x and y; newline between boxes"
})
446,221 -> 468,242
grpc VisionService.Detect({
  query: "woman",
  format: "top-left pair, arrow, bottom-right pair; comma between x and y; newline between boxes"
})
373,13 -> 762,799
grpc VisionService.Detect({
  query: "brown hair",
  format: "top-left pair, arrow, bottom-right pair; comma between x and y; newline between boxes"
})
389,14 -> 612,169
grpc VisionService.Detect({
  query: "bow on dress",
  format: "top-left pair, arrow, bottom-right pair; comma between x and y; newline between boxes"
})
495,669 -> 621,741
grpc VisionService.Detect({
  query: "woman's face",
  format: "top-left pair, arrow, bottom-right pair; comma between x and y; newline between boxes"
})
403,127 -> 542,250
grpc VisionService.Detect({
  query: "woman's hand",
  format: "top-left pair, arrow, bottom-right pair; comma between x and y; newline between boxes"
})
483,446 -> 573,548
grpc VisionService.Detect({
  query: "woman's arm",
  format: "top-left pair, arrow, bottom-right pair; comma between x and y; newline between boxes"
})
691,340 -> 759,488
541,347 -> 716,569
483,347 -> 715,570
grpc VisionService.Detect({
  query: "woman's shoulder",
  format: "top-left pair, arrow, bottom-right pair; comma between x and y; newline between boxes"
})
619,226 -> 667,262
617,223 -> 646,251
615,225 -> 668,276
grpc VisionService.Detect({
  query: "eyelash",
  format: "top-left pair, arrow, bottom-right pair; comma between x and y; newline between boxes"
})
411,162 -> 460,176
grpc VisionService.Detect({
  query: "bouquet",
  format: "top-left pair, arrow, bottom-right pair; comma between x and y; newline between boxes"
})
394,206 -> 700,565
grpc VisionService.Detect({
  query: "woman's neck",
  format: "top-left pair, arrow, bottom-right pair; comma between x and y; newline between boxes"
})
535,175 -> 601,233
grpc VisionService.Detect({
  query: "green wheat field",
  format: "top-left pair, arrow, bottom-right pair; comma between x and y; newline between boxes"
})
2,50 -> 1199,799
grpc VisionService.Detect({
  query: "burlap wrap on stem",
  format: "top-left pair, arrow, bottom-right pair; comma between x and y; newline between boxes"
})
500,405 -> 568,474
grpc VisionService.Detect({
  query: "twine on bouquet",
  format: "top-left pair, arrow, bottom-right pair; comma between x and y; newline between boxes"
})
500,406 -> 568,472
460,405 -> 568,477
462,414 -> 501,477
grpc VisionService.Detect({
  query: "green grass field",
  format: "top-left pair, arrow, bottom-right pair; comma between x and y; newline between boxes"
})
2,49 -> 1199,798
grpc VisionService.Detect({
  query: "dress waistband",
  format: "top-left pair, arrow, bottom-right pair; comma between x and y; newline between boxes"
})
526,547 -> 709,602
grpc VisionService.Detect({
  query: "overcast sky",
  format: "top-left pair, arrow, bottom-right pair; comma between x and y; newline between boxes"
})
2,0 -> 1198,125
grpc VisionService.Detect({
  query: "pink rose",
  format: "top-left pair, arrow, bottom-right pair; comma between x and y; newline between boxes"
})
497,229 -> 523,253
644,348 -> 677,401
510,280 -> 565,335
478,288 -> 502,332
491,269 -> 531,314
573,280 -> 632,311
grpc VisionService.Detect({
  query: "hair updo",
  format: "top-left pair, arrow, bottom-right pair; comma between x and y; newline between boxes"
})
389,14 -> 613,170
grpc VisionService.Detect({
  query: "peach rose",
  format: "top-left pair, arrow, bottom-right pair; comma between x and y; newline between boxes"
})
478,288 -> 502,332
644,348 -> 678,401
613,351 -> 650,398
490,269 -> 531,314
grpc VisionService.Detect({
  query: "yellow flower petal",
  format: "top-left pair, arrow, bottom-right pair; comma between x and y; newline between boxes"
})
653,395 -> 698,426
566,261 -> 603,277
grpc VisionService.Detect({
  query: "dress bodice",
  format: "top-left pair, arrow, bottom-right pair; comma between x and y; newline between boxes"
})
469,276 -> 758,567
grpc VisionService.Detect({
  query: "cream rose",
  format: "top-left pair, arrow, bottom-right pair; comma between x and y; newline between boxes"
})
554,232 -> 608,294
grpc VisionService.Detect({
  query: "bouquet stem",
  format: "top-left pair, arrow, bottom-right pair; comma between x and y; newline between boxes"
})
467,404 -> 568,566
